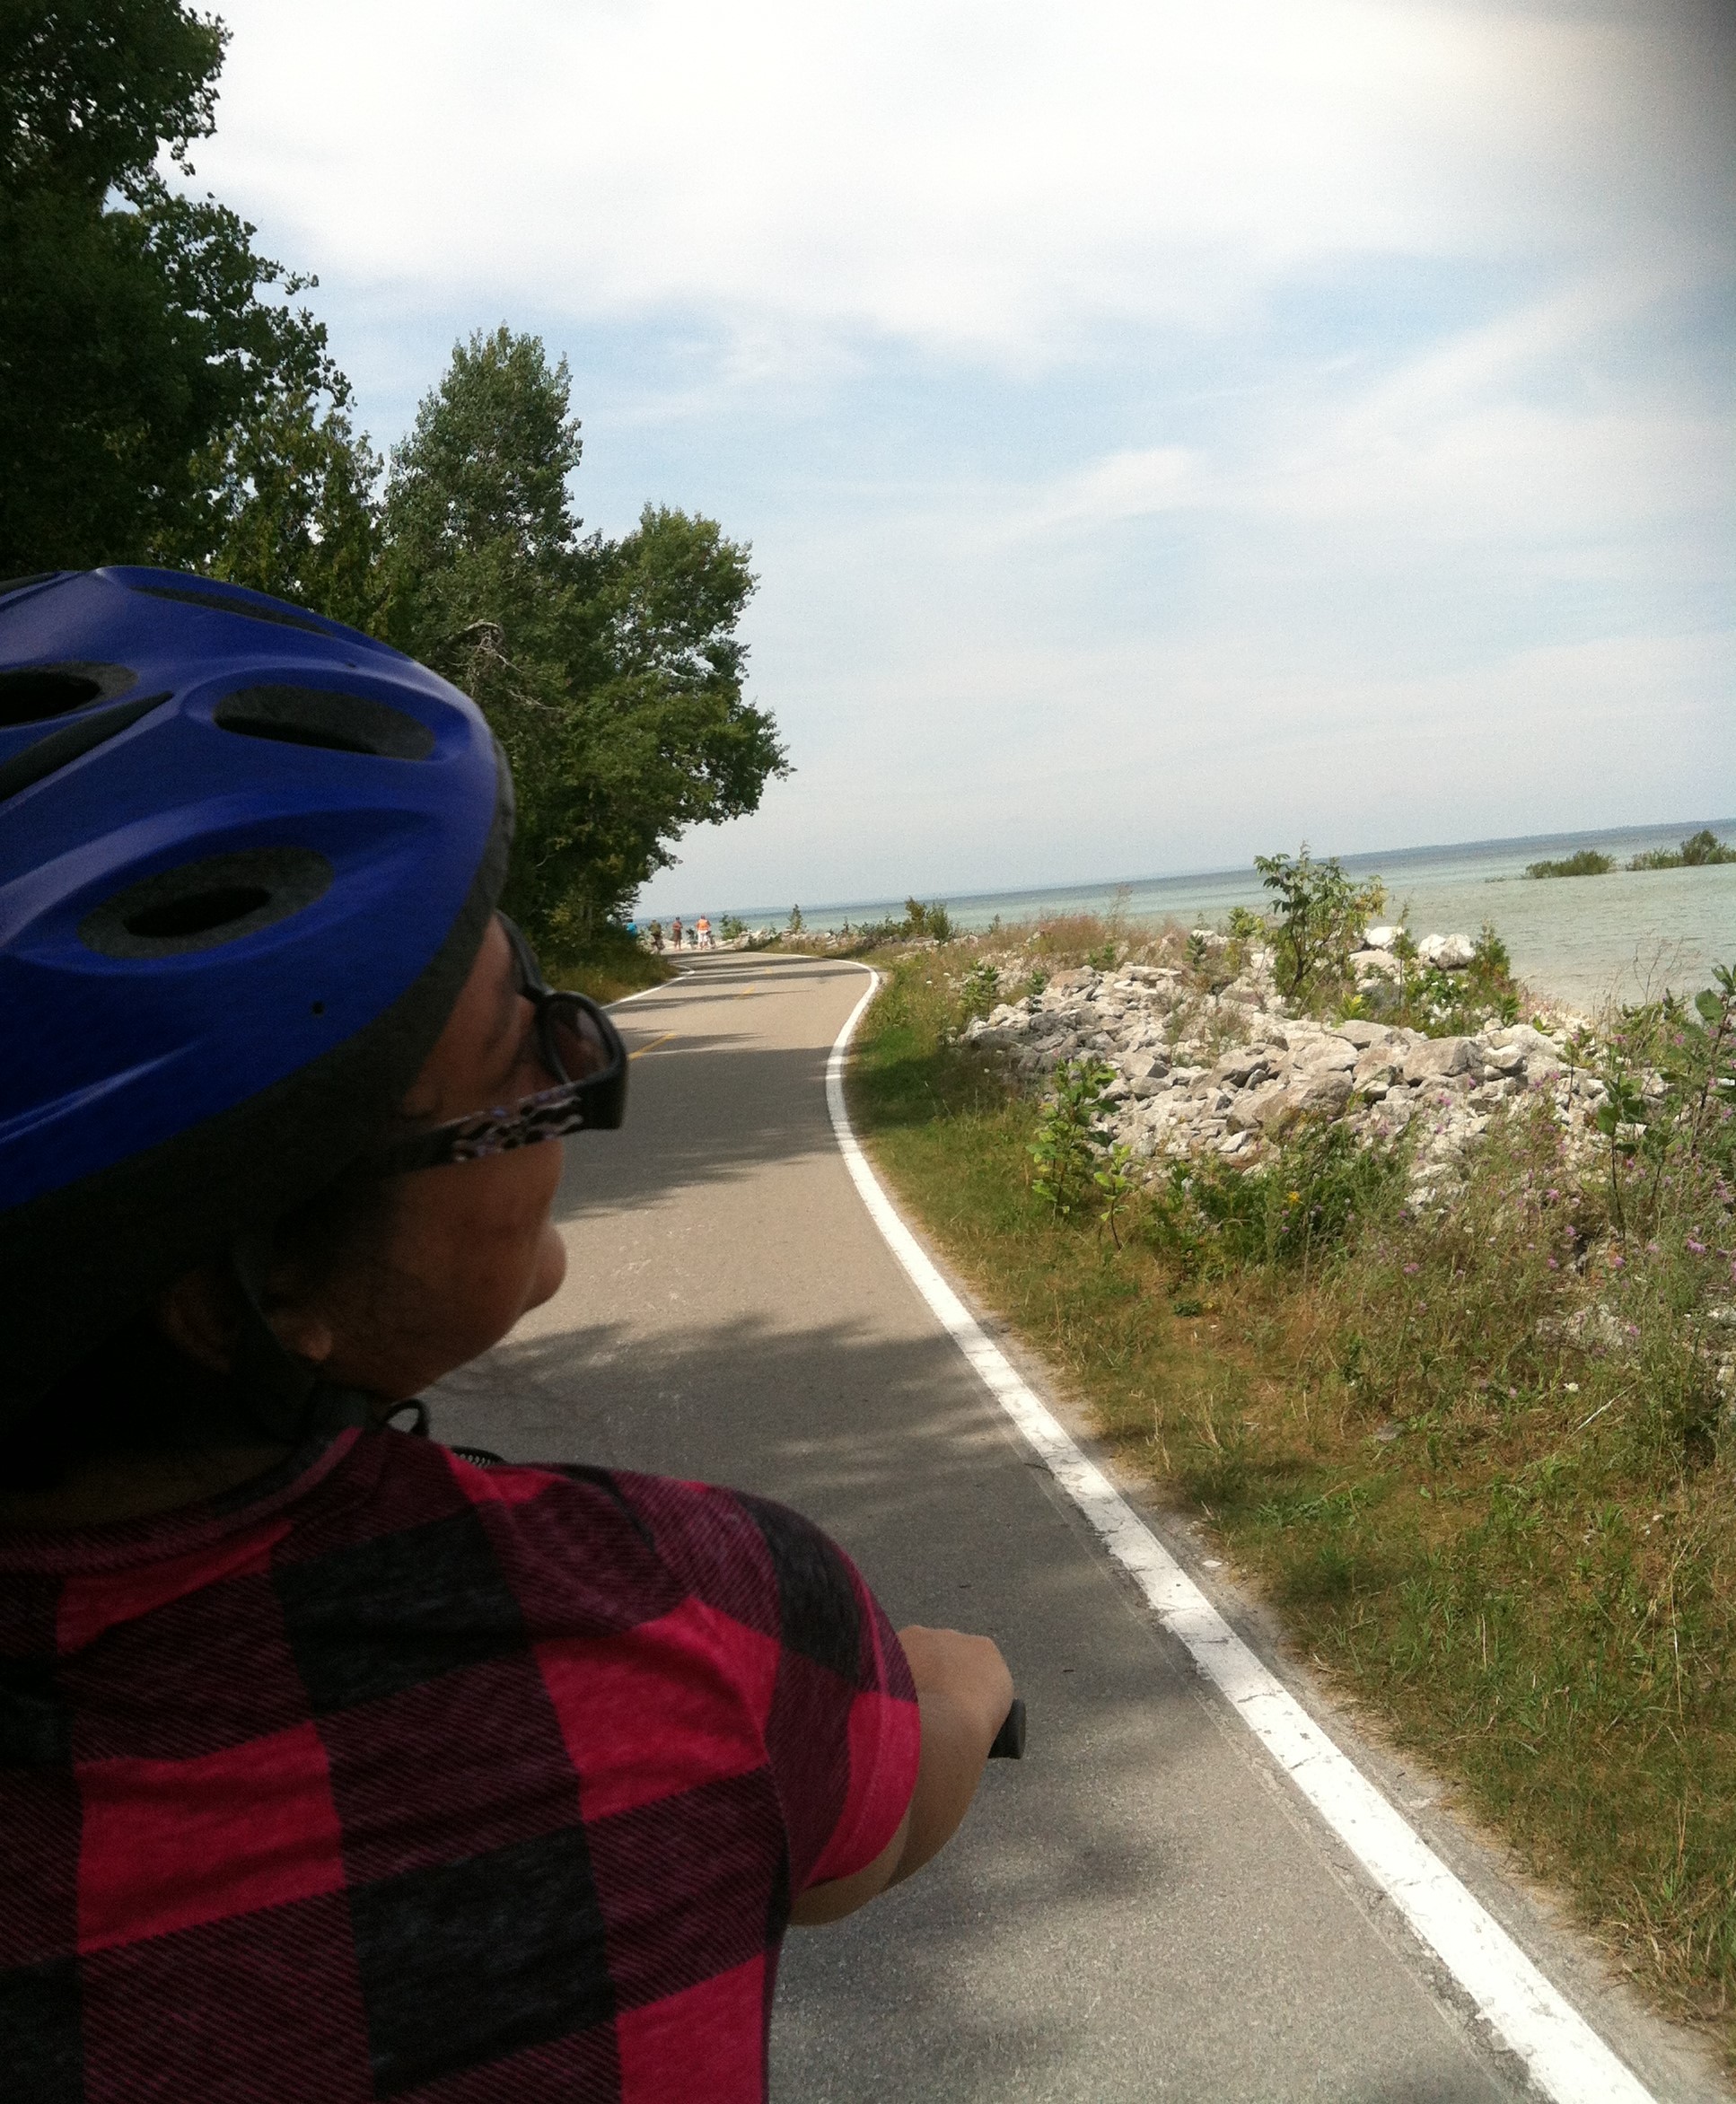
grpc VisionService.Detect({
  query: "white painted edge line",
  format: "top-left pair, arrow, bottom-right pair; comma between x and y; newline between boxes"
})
824,963 -> 1654,2104
605,970 -> 695,1011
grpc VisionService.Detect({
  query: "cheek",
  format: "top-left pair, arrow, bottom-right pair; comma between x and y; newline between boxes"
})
315,1144 -> 572,1398
523,1145 -> 567,1309
465,1141 -> 564,1297
398,1145 -> 565,1342
529,1217 -> 567,1309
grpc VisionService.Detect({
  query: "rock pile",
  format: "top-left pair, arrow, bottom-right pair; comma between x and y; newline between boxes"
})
961,937 -> 1602,1198
1348,925 -> 1476,980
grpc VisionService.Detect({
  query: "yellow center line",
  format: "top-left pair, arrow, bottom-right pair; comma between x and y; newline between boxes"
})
627,1031 -> 676,1060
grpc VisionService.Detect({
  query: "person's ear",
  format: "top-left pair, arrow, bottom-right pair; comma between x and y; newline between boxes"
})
155,1264 -> 245,1374
259,1249 -> 338,1365
157,1263 -> 337,1372
266,1300 -> 337,1366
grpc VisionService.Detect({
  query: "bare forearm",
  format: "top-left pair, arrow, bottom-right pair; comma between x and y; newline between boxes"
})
789,1624 -> 1012,1925
889,1681 -> 1004,1885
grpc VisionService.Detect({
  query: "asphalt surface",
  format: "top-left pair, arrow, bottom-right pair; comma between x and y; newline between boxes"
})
425,953 -> 1669,2104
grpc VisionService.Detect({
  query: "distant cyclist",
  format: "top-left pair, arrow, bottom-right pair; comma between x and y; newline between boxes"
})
0,569 -> 1012,2101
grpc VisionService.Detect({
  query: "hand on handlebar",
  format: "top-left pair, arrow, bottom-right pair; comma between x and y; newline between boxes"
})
895,1625 -> 1013,1762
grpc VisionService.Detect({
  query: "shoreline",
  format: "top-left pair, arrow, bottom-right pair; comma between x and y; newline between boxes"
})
697,816 -> 1736,932
690,835 -> 1735,1013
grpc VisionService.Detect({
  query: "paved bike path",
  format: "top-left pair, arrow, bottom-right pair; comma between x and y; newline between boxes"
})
426,953 -> 1691,2104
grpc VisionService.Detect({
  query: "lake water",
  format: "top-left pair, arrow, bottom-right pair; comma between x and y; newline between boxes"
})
717,820 -> 1736,1011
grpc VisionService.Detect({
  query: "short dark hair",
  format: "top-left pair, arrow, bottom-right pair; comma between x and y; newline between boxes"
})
9,1169 -> 402,1492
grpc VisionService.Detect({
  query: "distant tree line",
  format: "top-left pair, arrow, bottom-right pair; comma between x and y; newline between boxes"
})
1,0 -> 788,950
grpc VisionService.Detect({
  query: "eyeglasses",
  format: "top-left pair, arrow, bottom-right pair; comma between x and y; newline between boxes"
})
364,916 -> 627,1176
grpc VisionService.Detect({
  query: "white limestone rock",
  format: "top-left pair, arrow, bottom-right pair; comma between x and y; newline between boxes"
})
1403,1035 -> 1476,1083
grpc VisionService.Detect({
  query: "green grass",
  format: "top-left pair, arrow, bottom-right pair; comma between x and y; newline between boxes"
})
851,931 -> 1736,2055
540,927 -> 675,1005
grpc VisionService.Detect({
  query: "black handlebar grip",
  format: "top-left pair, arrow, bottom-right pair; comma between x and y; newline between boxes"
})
987,1696 -> 1026,1760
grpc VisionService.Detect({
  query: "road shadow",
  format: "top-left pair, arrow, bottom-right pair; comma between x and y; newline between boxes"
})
552,957 -> 872,1218
553,1039 -> 840,1217
425,1310 -> 1104,1612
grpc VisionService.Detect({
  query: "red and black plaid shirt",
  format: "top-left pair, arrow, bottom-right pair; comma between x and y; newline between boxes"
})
0,1429 -> 920,2100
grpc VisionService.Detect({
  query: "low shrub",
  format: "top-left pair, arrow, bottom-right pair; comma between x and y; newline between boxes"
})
1252,844 -> 1386,1006
1354,922 -> 1521,1037
540,922 -> 674,1004
1629,828 -> 1736,872
1148,1121 -> 1407,1279
1028,1059 -> 1118,1219
1525,849 -> 1614,878
960,960 -> 1002,1017
903,898 -> 953,941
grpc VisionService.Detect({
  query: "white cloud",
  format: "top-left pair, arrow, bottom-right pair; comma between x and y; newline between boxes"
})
1013,446 -> 1201,532
198,0 -> 1731,364
177,0 -> 1732,911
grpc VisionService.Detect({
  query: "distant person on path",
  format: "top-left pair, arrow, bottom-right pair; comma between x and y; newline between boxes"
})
697,915 -> 712,949
670,914 -> 683,951
0,572 -> 1012,2102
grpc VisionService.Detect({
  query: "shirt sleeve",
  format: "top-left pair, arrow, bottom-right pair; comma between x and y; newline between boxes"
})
614,1474 -> 921,1897
730,1491 -> 920,1893
802,1562 -> 920,1888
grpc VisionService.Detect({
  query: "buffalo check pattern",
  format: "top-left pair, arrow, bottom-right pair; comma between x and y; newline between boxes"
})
0,1431 -> 919,2100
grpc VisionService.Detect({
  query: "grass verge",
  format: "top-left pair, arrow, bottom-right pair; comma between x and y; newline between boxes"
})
541,927 -> 676,1005
850,930 -> 1736,2057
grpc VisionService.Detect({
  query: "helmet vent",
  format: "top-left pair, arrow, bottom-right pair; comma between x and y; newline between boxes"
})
0,690 -> 170,806
127,885 -> 274,941
131,582 -> 348,641
80,849 -> 335,959
215,684 -> 435,761
0,662 -> 137,727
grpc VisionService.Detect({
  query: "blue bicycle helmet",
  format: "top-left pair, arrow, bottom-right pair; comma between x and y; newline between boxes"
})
0,567 -> 514,1423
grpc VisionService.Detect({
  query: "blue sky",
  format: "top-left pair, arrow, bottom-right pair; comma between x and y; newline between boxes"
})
188,0 -> 1733,915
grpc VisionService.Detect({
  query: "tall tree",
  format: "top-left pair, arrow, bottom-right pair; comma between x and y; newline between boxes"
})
0,0 -> 372,586
380,329 -> 788,944
157,382 -> 383,628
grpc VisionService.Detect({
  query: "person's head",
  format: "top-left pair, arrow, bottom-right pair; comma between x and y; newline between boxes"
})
162,914 -> 573,1402
0,567 -> 626,1474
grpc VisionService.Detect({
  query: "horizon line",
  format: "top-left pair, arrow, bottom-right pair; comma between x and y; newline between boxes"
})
657,814 -> 1736,924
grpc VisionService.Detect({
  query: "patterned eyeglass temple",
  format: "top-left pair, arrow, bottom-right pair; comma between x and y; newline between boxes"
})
361,923 -> 628,1176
